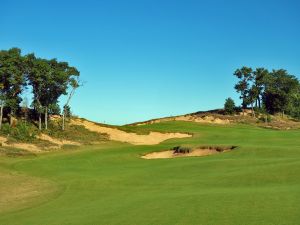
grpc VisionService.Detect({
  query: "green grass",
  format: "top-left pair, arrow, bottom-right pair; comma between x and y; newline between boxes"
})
1,121 -> 300,225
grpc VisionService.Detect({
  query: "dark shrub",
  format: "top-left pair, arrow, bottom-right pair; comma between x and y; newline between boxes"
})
172,146 -> 191,154
224,98 -> 236,115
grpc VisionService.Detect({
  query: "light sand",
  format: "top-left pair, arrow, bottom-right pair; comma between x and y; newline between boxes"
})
39,134 -> 80,147
71,119 -> 191,145
135,115 -> 230,126
0,134 -> 80,153
175,115 -> 230,124
0,136 -> 42,153
142,148 -> 228,159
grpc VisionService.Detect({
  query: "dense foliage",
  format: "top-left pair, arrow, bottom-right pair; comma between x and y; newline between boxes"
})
233,66 -> 300,118
0,48 -> 80,130
224,98 -> 236,115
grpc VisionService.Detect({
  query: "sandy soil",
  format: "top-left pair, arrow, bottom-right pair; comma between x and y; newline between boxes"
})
175,115 -> 230,124
0,134 -> 80,153
71,119 -> 191,145
142,148 -> 227,159
0,136 -> 42,153
39,134 -> 81,147
135,114 -> 230,126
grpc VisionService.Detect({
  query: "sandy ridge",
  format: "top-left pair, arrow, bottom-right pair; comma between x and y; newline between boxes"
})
71,119 -> 191,145
0,134 -> 80,153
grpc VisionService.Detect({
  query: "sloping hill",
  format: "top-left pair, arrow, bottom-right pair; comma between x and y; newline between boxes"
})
1,120 -> 300,225
130,109 -> 300,130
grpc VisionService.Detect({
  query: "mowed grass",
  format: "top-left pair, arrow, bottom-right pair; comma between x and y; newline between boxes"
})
1,121 -> 300,225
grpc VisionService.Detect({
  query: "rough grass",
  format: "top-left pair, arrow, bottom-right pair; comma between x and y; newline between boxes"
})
45,122 -> 109,144
0,170 -> 59,213
0,146 -> 36,157
1,121 -> 300,225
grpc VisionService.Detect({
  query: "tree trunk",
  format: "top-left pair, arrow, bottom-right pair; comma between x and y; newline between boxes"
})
258,97 -> 261,109
0,101 -> 4,130
62,113 -> 65,131
62,83 -> 79,131
45,106 -> 48,130
251,103 -> 255,118
9,110 -> 14,126
242,99 -> 245,116
39,112 -> 42,130
24,110 -> 27,126
0,102 -> 3,130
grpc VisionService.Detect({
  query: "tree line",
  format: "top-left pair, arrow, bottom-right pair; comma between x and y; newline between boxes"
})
0,48 -> 80,130
229,66 -> 300,118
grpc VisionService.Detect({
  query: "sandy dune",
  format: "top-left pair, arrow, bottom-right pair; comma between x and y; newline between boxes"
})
0,134 -> 80,153
175,115 -> 230,124
71,119 -> 191,145
135,115 -> 230,126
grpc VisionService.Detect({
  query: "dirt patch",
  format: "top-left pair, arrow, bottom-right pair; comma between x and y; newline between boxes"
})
71,119 -> 191,145
142,146 -> 235,159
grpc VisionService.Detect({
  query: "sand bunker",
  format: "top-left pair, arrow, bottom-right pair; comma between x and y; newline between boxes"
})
142,146 -> 235,159
71,119 -> 191,145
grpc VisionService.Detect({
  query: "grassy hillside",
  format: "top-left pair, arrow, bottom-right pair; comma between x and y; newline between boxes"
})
1,121 -> 300,224
0,119 -> 109,156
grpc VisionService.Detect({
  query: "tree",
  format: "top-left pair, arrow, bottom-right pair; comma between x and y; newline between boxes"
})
234,67 -> 253,114
252,68 -> 269,108
48,103 -> 61,115
224,98 -> 236,115
263,69 -> 299,116
63,105 -> 71,118
26,55 -> 80,130
62,77 -> 80,130
25,54 -> 51,130
0,48 -> 26,125
286,89 -> 300,119
245,85 -> 259,117
47,60 -> 80,130
0,83 -> 4,129
21,96 -> 29,125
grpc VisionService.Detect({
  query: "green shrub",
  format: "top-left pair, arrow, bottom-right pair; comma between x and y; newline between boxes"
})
224,98 -> 236,115
1,123 -> 11,135
172,146 -> 191,154
0,122 -> 37,142
11,123 -> 37,142
259,114 -> 272,123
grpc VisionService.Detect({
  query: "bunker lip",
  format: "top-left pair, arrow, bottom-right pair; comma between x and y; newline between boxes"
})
141,146 -> 237,159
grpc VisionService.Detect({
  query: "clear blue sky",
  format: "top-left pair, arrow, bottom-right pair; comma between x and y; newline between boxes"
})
1,0 -> 300,125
